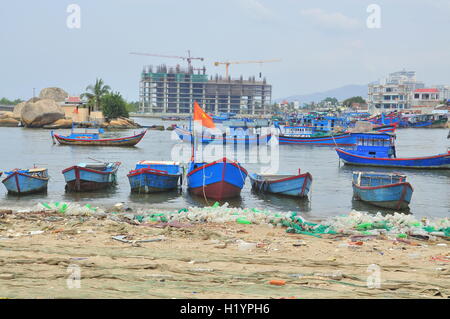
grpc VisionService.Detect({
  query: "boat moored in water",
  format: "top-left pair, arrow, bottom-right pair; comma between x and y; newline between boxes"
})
187,157 -> 247,200
1,168 -> 49,195
127,161 -> 182,193
62,162 -> 121,191
51,122 -> 146,146
249,170 -> 313,198
352,171 -> 413,210
174,126 -> 271,145
336,132 -> 450,169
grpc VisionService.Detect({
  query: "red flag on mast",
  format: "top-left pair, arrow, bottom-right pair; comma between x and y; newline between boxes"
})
193,101 -> 215,129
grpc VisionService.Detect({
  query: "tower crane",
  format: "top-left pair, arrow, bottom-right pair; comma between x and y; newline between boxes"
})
129,50 -> 204,69
213,59 -> 281,78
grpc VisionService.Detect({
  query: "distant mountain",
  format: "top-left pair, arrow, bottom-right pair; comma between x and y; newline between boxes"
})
276,84 -> 368,103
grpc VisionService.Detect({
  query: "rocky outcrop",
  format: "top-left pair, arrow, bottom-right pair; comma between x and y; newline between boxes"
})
102,117 -> 141,129
0,111 -> 15,119
39,87 -> 68,102
12,102 -> 26,119
0,117 -> 20,127
21,99 -> 65,128
42,118 -> 73,129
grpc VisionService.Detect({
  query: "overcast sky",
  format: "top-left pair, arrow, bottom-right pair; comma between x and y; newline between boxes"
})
1,0 -> 449,101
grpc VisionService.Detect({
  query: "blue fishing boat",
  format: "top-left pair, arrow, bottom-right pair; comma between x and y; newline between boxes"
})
352,171 -> 413,210
279,132 -> 355,146
175,126 -> 271,145
52,122 -> 146,146
336,132 -> 450,169
187,157 -> 247,200
249,170 -> 313,198
127,161 -> 182,193
1,168 -> 49,195
62,162 -> 121,192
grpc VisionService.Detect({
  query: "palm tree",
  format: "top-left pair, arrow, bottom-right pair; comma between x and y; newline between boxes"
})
81,78 -> 111,112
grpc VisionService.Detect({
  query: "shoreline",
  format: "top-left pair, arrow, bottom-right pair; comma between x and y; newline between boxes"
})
0,205 -> 448,298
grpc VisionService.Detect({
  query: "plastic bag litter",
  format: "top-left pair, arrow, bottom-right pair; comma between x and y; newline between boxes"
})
36,202 -> 102,216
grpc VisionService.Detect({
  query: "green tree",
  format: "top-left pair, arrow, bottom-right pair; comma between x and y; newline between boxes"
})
321,97 -> 338,106
0,97 -> 24,105
342,96 -> 366,107
81,78 -> 111,111
125,101 -> 139,113
101,92 -> 129,119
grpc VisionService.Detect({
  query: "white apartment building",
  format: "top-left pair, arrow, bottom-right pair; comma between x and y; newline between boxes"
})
368,70 -> 425,110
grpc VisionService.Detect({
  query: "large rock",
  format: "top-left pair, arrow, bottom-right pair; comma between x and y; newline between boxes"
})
0,111 -> 15,119
21,99 -> 65,128
13,102 -> 26,119
43,118 -> 73,129
39,87 -> 68,102
103,117 -> 141,129
0,118 -> 20,127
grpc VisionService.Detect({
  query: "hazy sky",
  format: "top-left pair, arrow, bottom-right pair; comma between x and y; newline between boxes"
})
1,0 -> 449,101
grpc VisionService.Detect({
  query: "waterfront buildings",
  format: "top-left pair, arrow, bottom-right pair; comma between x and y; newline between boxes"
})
367,70 -> 425,110
138,64 -> 272,115
368,70 -> 447,112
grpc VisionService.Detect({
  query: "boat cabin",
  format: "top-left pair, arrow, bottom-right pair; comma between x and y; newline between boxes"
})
352,171 -> 406,187
280,125 -> 314,137
68,122 -> 105,139
350,132 -> 396,158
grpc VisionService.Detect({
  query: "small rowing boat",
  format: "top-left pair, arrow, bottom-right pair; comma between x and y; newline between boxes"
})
249,170 -> 313,198
127,161 -> 182,193
187,157 -> 247,200
2,168 -> 49,195
352,171 -> 413,210
51,122 -> 146,146
62,162 -> 121,191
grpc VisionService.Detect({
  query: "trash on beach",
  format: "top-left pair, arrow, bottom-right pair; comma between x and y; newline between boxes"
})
430,255 -> 450,262
111,235 -> 164,244
29,230 -> 44,236
269,280 -> 286,286
37,202 -> 100,215
237,241 -> 257,251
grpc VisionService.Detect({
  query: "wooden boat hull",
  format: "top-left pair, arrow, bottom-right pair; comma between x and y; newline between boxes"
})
336,148 -> 450,169
2,172 -> 48,195
353,182 -> 413,210
175,127 -> 271,145
127,168 -> 181,193
250,172 -> 313,197
52,130 -> 146,146
279,133 -> 355,146
187,158 -> 247,200
62,164 -> 119,192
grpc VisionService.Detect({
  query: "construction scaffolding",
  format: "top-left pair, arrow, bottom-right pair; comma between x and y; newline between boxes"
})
139,64 -> 272,115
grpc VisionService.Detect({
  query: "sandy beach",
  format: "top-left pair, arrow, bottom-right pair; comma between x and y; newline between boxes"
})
0,208 -> 448,299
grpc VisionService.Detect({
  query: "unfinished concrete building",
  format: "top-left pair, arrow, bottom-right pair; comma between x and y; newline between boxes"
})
139,64 -> 272,115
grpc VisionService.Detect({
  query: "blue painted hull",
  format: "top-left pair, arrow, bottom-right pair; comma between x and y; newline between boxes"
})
250,173 -> 313,197
62,164 -> 120,191
279,133 -> 355,146
353,182 -> 413,210
336,148 -> 450,169
175,127 -> 271,145
187,158 -> 247,200
128,171 -> 180,193
409,121 -> 433,128
2,172 -> 48,194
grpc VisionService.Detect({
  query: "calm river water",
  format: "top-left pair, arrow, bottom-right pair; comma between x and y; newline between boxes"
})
0,118 -> 448,219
